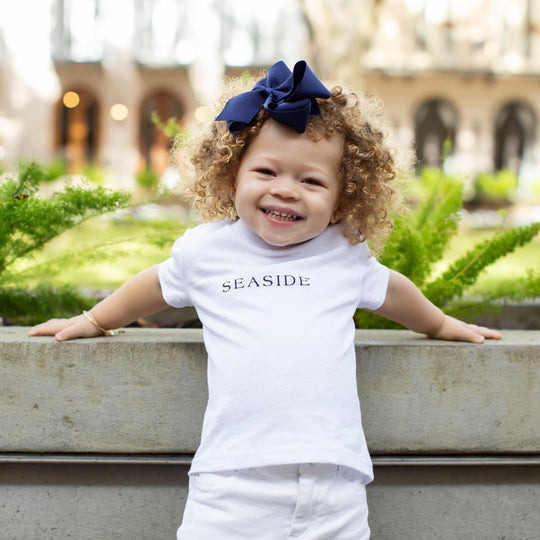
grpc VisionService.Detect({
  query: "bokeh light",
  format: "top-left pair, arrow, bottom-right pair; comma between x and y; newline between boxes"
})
62,91 -> 80,108
110,103 -> 129,121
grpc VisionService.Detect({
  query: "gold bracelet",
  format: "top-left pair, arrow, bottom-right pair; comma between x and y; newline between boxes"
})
82,311 -> 115,336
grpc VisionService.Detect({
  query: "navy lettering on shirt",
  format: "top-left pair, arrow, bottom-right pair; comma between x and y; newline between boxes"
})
222,274 -> 310,293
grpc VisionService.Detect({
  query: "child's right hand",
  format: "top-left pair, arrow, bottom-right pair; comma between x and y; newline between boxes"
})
29,265 -> 168,342
29,314 -> 104,342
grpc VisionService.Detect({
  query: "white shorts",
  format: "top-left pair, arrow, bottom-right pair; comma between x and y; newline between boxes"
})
177,463 -> 370,540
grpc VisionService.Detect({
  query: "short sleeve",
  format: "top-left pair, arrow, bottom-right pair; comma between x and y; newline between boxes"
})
158,232 -> 192,308
357,243 -> 390,311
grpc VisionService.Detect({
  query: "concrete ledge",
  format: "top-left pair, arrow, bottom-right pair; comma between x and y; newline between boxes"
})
2,461 -> 538,540
2,327 -> 540,539
1,327 -> 539,455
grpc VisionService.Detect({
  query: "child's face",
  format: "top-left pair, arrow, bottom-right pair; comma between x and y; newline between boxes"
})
234,119 -> 343,247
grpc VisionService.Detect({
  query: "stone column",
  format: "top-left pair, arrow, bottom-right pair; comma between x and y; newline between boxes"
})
0,0 -> 60,168
99,0 -> 141,189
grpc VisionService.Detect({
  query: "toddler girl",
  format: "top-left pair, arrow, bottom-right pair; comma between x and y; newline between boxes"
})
30,60 -> 501,539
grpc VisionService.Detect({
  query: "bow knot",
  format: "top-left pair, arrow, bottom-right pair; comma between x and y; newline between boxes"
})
216,60 -> 330,134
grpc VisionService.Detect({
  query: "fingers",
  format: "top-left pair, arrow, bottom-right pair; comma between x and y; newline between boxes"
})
55,322 -> 97,342
429,316 -> 501,343
448,321 -> 485,343
29,319 -> 71,337
29,315 -> 100,341
467,324 -> 502,342
465,328 -> 486,344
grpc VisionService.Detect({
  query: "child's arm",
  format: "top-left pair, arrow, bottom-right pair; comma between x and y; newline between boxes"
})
29,264 -> 169,342
372,270 -> 502,343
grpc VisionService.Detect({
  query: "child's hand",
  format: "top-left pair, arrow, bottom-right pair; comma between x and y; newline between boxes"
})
427,315 -> 502,343
29,314 -> 104,342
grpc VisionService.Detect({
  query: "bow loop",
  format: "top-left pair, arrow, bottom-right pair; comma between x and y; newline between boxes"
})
216,60 -> 330,134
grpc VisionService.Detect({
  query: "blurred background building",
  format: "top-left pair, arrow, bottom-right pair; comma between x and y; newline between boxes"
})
0,0 -> 539,193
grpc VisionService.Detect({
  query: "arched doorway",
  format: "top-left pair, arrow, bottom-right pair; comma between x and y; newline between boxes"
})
494,101 -> 536,173
414,98 -> 458,168
55,88 -> 99,173
139,90 -> 184,176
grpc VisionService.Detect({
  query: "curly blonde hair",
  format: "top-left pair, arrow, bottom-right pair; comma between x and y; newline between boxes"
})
178,84 -> 398,246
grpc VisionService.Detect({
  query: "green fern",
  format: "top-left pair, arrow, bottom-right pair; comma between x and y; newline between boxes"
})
0,161 -> 131,323
423,222 -> 540,306
0,162 -> 130,272
355,168 -> 540,329
7,225 -> 183,288
379,168 -> 463,286
442,267 -> 540,322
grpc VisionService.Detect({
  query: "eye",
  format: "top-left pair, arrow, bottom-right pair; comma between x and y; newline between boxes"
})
303,178 -> 324,186
256,168 -> 275,176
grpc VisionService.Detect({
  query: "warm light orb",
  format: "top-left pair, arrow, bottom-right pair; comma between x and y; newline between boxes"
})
63,91 -> 80,108
110,103 -> 129,121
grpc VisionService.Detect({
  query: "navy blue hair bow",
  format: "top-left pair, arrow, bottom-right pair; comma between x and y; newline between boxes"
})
216,60 -> 331,134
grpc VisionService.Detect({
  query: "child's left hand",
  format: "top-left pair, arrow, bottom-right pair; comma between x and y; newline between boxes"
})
427,315 -> 502,343
374,271 -> 502,344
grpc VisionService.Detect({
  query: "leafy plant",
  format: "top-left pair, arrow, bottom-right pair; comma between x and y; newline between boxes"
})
355,167 -> 540,329
474,169 -> 518,203
82,163 -> 106,184
150,111 -> 183,139
0,285 -> 94,326
0,161 -> 131,324
136,167 -> 160,190
42,158 -> 68,181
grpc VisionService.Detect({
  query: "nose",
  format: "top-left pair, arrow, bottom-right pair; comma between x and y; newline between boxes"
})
269,176 -> 300,199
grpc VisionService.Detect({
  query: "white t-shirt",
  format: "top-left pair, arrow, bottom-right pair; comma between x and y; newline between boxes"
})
159,219 -> 389,482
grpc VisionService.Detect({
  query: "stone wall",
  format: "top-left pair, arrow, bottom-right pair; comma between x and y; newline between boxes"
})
1,327 -> 539,539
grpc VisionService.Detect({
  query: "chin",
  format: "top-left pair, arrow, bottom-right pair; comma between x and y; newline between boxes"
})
260,234 -> 311,247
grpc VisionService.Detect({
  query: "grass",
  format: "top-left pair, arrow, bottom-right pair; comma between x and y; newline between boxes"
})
18,213 -> 186,291
17,213 -> 540,296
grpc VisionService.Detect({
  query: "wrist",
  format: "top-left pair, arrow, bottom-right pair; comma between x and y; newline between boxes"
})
82,311 -> 115,336
425,310 -> 447,338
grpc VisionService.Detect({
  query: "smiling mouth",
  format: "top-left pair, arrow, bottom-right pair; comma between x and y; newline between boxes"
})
263,209 -> 302,222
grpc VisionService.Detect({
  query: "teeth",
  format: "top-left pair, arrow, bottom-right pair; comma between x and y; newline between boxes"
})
265,210 -> 299,221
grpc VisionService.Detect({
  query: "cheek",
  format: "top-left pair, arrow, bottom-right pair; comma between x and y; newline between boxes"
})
234,179 -> 260,202
231,186 -> 252,217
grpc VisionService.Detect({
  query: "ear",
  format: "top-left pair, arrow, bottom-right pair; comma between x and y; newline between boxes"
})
330,202 -> 341,224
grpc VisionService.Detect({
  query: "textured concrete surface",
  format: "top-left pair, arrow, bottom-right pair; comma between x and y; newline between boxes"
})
0,462 -> 189,540
356,330 -> 540,453
1,327 -> 539,539
1,461 -> 539,540
1,327 -> 539,454
1,328 -> 207,453
368,464 -> 540,540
